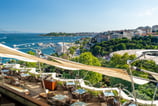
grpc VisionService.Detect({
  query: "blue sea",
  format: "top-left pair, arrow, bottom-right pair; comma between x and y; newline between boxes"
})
0,33 -> 91,55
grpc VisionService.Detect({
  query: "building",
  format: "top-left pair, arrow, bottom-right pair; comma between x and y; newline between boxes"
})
135,26 -> 152,35
122,31 -> 134,39
152,25 -> 158,32
93,30 -> 134,43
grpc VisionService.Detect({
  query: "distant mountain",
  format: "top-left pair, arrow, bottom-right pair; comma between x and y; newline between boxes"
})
0,29 -> 21,34
40,32 -> 97,37
0,30 -> 44,34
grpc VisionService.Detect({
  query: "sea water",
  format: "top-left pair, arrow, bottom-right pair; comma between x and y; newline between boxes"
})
0,33 -> 91,63
0,33 -> 90,54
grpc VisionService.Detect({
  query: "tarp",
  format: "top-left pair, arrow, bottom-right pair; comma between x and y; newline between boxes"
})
0,44 -> 79,70
0,53 -> 37,62
0,43 -> 149,84
152,75 -> 158,81
47,55 -> 150,84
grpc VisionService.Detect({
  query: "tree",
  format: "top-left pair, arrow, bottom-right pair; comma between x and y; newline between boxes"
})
78,52 -> 101,66
90,36 -> 158,56
92,45 -> 102,56
69,47 -> 75,55
73,52 -> 102,85
109,53 -> 136,69
27,50 -> 36,55
117,43 -> 126,50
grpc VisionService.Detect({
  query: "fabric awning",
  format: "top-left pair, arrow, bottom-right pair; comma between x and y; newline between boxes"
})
0,43 -> 149,84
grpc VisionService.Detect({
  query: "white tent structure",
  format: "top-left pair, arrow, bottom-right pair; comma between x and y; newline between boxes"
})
0,43 -> 149,84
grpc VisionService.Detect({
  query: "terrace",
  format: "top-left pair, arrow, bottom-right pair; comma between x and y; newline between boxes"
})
0,64 -> 122,106
0,60 -> 157,106
0,43 -> 157,106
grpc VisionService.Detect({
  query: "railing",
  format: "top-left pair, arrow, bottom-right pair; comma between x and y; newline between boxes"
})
49,73 -> 158,106
3,63 -> 158,105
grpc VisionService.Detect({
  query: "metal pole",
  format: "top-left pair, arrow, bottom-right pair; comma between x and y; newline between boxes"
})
151,83 -> 158,106
119,84 -> 121,105
128,63 -> 138,105
36,49 -> 47,101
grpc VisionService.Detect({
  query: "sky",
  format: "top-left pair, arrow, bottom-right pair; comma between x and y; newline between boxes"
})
0,0 -> 158,33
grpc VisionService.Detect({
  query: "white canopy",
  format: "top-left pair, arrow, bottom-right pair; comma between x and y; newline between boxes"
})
0,43 -> 149,84
0,53 -> 37,62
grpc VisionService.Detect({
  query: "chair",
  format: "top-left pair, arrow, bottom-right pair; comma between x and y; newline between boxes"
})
39,93 -> 47,98
62,83 -> 67,90
63,91 -> 69,95
72,93 -> 79,99
107,97 -> 114,106
70,99 -> 78,104
47,92 -> 55,98
101,103 -> 107,106
98,94 -> 106,103
64,98 -> 71,106
83,93 -> 91,102
70,86 -> 76,92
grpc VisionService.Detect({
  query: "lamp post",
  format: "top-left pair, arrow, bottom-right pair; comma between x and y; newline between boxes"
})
14,45 -> 48,101
114,83 -> 126,105
35,49 -> 48,101
151,83 -> 158,105
127,60 -> 137,105
126,51 -> 158,106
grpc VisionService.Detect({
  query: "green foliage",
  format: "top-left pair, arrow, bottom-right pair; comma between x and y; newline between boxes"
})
109,77 -> 132,92
41,32 -> 93,37
112,90 -> 118,96
135,83 -> 158,100
17,60 -> 37,67
44,65 -> 57,72
132,70 -> 148,79
72,52 -> 102,85
78,52 -> 101,66
86,89 -> 102,96
10,68 -> 19,72
131,59 -> 158,79
41,32 -> 76,36
102,52 -> 158,100
120,99 -> 127,104
68,46 -> 77,55
132,60 -> 158,73
109,53 -> 136,69
91,36 -> 158,56
57,81 -> 63,85
27,50 -> 36,55
16,50 -> 37,67
60,53 -> 70,59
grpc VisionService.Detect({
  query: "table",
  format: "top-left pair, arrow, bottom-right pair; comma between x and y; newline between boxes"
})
52,94 -> 68,102
122,102 -> 136,106
20,70 -> 27,72
71,101 -> 87,106
1,70 -> 10,73
103,92 -> 114,97
20,73 -> 30,77
73,89 -> 86,94
66,81 -> 75,86
129,104 -> 137,106
73,89 -> 87,99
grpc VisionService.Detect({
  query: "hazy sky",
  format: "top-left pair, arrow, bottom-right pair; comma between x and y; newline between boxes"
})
0,0 -> 158,33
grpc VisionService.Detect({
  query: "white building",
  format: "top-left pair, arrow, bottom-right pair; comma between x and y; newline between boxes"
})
122,31 -> 133,39
152,25 -> 158,32
135,29 -> 144,35
54,42 -> 78,55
